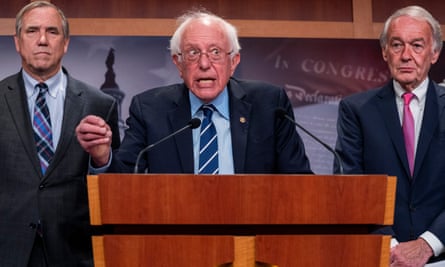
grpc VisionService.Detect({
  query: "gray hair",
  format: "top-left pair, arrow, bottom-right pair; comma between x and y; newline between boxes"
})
169,9 -> 241,58
15,1 -> 69,38
379,5 -> 442,53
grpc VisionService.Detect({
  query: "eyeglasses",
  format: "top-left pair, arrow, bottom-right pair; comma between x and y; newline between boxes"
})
389,40 -> 426,54
178,48 -> 232,63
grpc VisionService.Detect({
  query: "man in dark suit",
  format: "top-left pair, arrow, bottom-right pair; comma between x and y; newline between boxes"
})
334,6 -> 445,266
76,9 -> 312,174
0,2 -> 120,266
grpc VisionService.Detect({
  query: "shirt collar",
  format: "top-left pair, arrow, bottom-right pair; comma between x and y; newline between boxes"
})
189,86 -> 230,120
393,78 -> 428,102
23,68 -> 64,99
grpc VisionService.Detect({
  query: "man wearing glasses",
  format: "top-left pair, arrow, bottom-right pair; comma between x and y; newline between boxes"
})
76,9 -> 312,175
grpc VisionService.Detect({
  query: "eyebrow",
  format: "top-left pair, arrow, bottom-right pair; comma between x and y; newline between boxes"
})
25,25 -> 60,31
390,36 -> 425,42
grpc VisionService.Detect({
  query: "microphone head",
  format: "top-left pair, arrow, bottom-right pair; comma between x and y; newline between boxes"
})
189,118 -> 201,129
275,107 -> 287,119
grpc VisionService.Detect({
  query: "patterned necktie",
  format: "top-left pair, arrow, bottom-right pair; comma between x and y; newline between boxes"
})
402,92 -> 415,176
33,83 -> 54,174
199,105 -> 219,174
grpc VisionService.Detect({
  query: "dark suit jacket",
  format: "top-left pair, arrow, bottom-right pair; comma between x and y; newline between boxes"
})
335,80 -> 445,261
110,77 -> 312,174
0,69 -> 120,267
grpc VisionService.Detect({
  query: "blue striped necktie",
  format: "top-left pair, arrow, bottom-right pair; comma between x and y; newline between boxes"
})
199,105 -> 219,174
33,83 -> 54,174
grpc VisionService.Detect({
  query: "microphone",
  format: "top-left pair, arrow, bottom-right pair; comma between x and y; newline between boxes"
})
275,108 -> 344,174
133,118 -> 201,173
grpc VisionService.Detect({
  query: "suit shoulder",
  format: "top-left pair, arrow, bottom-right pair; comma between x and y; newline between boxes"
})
434,81 -> 445,94
68,76 -> 115,102
341,86 -> 384,105
231,77 -> 282,92
136,83 -> 183,96
229,78 -> 285,101
132,83 -> 186,104
0,73 -> 20,90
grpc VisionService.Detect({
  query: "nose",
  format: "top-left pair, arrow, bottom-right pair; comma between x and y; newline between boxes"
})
400,45 -> 412,60
198,53 -> 211,69
38,31 -> 48,45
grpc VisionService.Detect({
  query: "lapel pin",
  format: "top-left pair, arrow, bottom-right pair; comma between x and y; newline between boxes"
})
239,117 -> 246,123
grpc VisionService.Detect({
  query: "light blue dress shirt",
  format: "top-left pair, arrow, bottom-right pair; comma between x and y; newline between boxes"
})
91,87 -> 235,174
189,87 -> 234,174
24,69 -> 67,150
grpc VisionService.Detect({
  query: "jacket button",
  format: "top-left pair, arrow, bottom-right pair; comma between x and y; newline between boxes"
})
29,223 -> 37,229
39,184 -> 45,190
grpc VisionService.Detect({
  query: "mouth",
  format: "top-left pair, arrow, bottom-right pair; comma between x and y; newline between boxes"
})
398,67 -> 415,72
35,51 -> 50,55
196,78 -> 216,85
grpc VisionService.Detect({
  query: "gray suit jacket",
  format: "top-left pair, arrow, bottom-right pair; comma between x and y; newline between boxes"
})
0,69 -> 120,267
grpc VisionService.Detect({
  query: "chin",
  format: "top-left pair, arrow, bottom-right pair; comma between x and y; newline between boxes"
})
395,75 -> 417,83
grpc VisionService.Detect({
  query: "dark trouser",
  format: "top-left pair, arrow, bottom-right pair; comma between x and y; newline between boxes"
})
28,235 -> 48,267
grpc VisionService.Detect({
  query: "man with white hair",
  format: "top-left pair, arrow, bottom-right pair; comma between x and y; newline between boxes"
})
76,9 -> 312,175
335,5 -> 445,266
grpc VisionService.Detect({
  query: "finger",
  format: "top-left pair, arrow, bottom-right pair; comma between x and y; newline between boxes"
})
83,115 -> 105,125
77,122 -> 109,137
78,132 -> 111,142
79,137 -> 111,152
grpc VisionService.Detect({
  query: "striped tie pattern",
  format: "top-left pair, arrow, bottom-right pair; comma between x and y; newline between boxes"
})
199,105 -> 219,174
402,92 -> 415,176
33,83 -> 54,174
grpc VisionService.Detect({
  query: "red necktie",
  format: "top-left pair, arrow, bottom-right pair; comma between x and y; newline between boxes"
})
402,92 -> 415,176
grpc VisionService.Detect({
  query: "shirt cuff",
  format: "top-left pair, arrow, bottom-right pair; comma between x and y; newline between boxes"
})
421,231 -> 445,257
88,151 -> 112,174
391,238 -> 399,248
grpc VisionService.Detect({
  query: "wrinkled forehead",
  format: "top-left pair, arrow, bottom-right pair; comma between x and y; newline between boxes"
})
389,16 -> 433,35
21,7 -> 62,28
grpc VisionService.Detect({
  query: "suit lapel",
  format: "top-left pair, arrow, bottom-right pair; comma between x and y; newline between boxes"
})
227,79 -> 251,173
414,82 -> 444,178
167,81 -> 251,173
375,84 -> 412,176
168,85 -> 194,173
45,76 -> 84,176
4,74 -> 42,176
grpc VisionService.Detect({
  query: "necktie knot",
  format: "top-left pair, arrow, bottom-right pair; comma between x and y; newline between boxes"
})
403,92 -> 414,105
201,104 -> 215,118
37,83 -> 49,93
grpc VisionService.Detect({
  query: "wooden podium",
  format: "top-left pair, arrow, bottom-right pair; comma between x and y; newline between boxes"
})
87,174 -> 396,267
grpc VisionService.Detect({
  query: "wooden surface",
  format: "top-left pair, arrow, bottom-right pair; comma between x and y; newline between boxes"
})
1,0 -> 444,38
88,174 -> 396,226
87,174 -> 395,267
1,0 -> 352,20
87,174 -> 102,225
255,235 -> 391,266
94,235 -> 234,267
91,235 -> 390,267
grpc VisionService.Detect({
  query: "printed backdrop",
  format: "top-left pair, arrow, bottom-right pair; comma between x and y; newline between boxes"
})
1,36 -> 444,173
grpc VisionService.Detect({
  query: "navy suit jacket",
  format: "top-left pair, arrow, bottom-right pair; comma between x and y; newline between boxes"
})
0,69 -> 120,267
110,77 -> 312,174
335,79 -> 445,260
